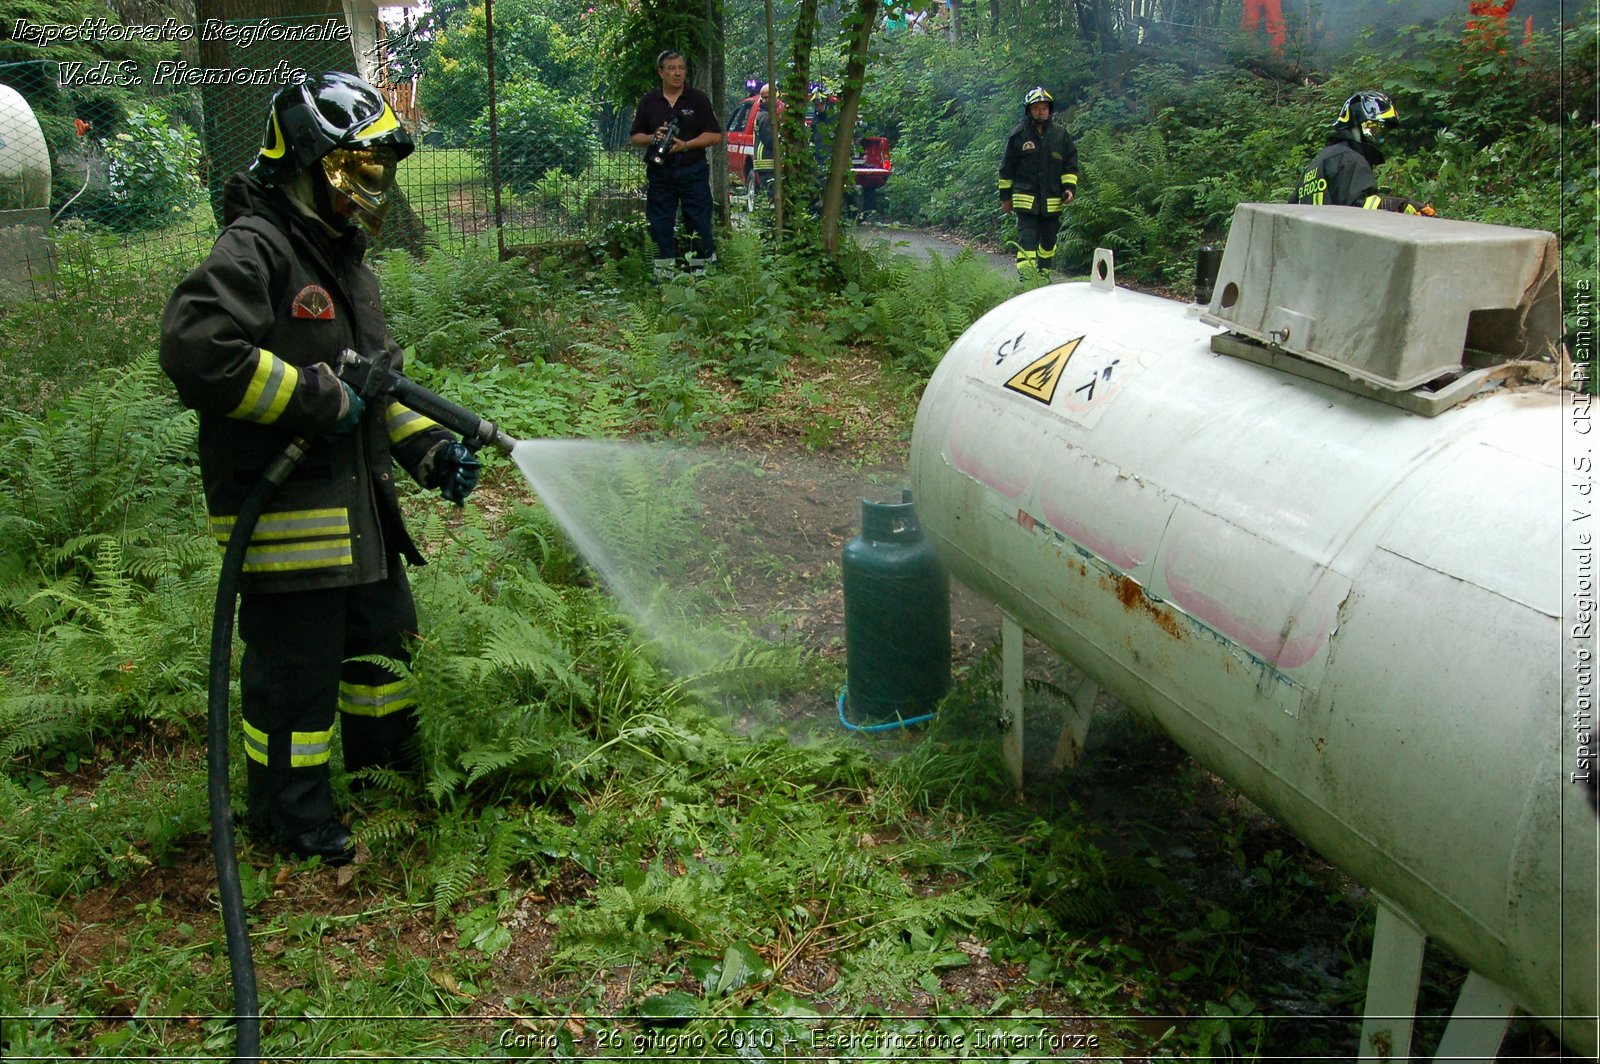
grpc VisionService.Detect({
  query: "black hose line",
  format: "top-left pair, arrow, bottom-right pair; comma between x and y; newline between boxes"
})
208,437 -> 311,1064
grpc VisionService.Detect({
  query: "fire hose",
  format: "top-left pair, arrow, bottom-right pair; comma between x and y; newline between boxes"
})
208,352 -> 518,1062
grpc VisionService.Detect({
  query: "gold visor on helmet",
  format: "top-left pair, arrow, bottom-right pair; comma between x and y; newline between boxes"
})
320,146 -> 399,233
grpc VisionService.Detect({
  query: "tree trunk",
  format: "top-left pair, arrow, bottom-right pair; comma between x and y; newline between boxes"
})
194,0 -> 426,252
947,0 -> 961,40
764,0 -> 783,240
778,0 -> 820,229
820,0 -> 876,256
989,0 -> 1000,36
703,0 -> 727,227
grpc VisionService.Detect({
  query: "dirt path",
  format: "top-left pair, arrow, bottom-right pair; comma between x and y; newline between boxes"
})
855,222 -> 1017,274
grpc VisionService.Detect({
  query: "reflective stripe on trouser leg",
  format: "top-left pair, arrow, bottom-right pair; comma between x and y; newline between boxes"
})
1015,247 -> 1038,272
338,565 -> 421,776
240,584 -> 346,838
1018,211 -> 1061,274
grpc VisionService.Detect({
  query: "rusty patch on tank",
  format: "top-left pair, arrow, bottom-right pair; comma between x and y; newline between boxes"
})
1105,573 -> 1185,640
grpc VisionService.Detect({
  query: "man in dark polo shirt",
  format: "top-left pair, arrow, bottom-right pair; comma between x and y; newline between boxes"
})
629,49 -> 722,275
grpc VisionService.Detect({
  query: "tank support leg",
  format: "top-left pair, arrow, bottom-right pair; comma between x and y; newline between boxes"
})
1051,676 -> 1099,769
1432,972 -> 1515,1062
1360,900 -> 1427,1061
1002,614 -> 1025,791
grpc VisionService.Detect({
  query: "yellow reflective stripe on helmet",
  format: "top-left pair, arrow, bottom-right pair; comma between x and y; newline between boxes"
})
228,348 -> 299,425
242,719 -> 270,766
260,113 -> 288,159
212,508 -> 351,542
386,402 -> 440,445
355,103 -> 401,141
997,178 -> 1014,190
1011,193 -> 1036,210
1362,194 -> 1384,210
339,678 -> 417,718
289,727 -> 334,767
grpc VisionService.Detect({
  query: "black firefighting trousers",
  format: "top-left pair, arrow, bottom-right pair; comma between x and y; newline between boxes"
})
1015,211 -> 1063,273
239,561 -> 419,840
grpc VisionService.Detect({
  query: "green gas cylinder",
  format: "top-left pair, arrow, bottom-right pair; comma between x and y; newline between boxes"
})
841,490 -> 951,724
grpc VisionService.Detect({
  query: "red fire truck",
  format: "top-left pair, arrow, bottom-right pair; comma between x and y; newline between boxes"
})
723,91 -> 891,211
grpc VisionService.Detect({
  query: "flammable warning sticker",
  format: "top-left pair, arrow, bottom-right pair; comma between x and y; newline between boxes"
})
1003,336 -> 1082,404
973,325 -> 1146,430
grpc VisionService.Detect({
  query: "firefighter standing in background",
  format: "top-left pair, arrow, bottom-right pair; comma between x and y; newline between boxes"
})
160,72 -> 480,865
751,84 -> 775,198
1291,90 -> 1431,214
998,86 -> 1079,277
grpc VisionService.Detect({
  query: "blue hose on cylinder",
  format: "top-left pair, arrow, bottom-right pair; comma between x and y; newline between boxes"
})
836,686 -> 935,733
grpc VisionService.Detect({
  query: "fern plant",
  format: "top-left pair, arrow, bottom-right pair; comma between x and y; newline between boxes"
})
0,358 -> 214,761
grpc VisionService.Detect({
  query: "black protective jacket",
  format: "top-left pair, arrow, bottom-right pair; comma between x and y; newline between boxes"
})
160,174 -> 455,593
998,119 -> 1079,215
1291,133 -> 1419,213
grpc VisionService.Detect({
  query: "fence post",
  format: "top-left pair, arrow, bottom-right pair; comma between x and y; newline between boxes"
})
484,0 -> 506,259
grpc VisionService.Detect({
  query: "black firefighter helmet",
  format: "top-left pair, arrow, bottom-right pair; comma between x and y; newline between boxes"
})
250,71 -> 414,233
1023,85 -> 1055,118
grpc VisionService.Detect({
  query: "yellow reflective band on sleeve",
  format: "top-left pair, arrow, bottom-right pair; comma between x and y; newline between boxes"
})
997,178 -> 1013,190
1362,195 -> 1384,210
289,727 -> 334,768
228,348 -> 300,425
212,508 -> 350,543
1011,193 -> 1036,211
339,678 -> 418,718
1062,173 -> 1078,187
386,402 -> 440,445
242,719 -> 270,766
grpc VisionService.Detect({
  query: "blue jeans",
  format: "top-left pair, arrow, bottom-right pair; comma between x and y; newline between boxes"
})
645,158 -> 715,261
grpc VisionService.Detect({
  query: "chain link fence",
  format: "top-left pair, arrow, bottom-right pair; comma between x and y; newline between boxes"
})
0,5 -> 646,301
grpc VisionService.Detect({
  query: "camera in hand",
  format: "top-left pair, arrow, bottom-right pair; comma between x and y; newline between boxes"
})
647,116 -> 680,167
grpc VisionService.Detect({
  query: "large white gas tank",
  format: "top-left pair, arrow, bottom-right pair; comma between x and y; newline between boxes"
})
0,84 -> 52,210
910,247 -> 1595,1053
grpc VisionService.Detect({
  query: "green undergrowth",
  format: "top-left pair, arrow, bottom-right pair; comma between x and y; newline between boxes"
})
4,235 -> 1556,1060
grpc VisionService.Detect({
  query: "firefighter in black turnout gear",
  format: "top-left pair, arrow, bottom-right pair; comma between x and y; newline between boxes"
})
1291,90 -> 1430,214
999,86 -> 1079,276
160,72 -> 480,865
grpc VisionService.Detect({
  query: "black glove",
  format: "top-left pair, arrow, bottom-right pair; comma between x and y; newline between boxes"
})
331,380 -> 366,434
433,442 -> 481,504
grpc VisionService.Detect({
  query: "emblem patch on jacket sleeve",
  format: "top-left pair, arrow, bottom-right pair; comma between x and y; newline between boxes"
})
291,284 -> 336,320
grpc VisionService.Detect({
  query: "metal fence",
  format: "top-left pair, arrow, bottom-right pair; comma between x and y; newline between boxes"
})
0,4 -> 646,300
